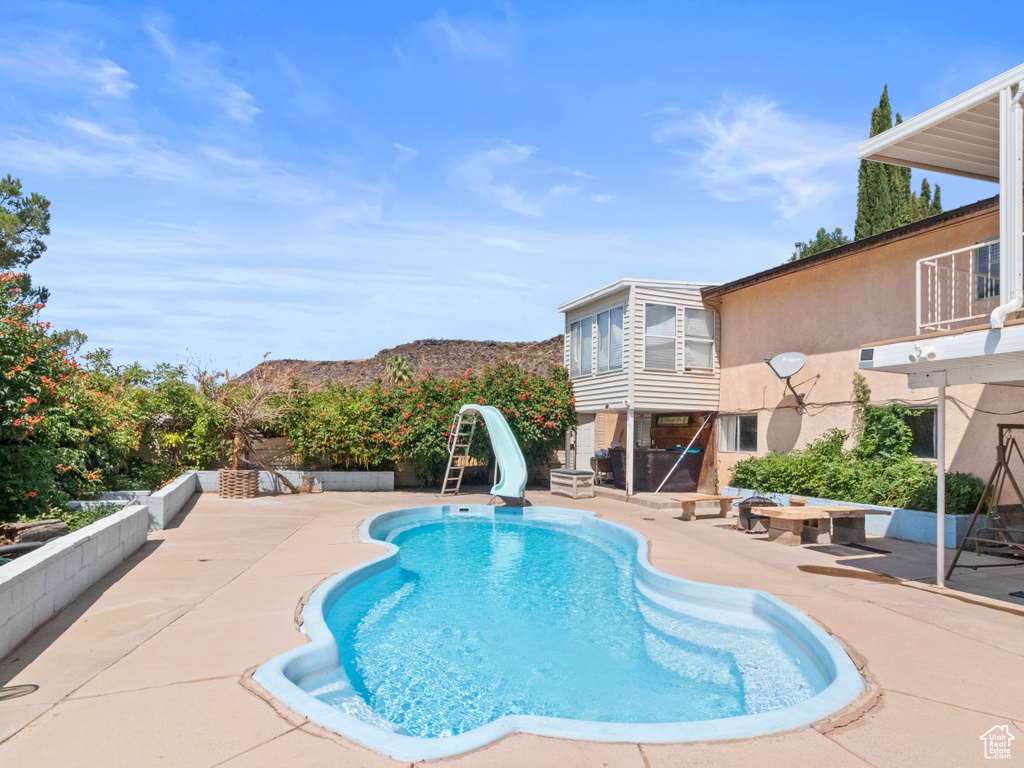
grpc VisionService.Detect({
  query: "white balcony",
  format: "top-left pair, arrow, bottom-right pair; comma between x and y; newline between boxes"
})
916,239 -> 1005,333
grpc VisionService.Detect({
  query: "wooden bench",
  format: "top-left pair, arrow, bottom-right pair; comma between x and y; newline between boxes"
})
672,495 -> 741,521
763,506 -> 889,546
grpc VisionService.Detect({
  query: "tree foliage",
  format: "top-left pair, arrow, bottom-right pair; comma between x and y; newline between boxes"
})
0,175 -> 51,303
791,227 -> 851,261
384,354 -> 414,388
854,86 -> 942,240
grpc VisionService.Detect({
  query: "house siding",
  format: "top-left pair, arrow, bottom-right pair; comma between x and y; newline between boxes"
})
630,285 -> 721,412
564,288 -> 632,413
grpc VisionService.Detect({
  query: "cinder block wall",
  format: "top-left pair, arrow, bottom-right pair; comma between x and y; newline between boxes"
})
0,504 -> 149,660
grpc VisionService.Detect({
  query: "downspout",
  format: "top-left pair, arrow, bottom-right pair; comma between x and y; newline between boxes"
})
991,82 -> 1024,329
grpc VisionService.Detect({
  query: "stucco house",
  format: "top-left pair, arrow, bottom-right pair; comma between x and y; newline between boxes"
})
557,65 -> 1024,582
702,194 -> 1006,490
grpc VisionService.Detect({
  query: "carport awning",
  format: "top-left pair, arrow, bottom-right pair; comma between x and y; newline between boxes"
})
859,63 -> 1024,182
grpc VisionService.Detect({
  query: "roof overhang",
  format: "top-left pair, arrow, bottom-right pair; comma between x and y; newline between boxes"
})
859,62 -> 1024,182
558,278 -> 718,314
859,324 -> 1024,389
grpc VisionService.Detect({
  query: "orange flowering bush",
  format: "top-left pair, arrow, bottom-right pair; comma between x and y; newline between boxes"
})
0,275 -> 181,521
282,362 -> 576,485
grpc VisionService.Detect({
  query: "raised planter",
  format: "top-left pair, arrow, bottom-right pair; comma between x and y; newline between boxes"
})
722,486 -> 983,549
0,503 -> 149,660
148,471 -> 201,530
218,468 -> 260,499
195,470 -> 394,493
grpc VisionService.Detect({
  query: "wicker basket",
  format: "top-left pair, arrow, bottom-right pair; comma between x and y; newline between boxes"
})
218,468 -> 259,499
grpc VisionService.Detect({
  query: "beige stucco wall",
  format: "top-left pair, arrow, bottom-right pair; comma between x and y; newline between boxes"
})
715,203 -> 1024,492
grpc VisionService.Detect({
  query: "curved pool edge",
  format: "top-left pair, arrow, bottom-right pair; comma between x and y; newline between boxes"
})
253,504 -> 866,762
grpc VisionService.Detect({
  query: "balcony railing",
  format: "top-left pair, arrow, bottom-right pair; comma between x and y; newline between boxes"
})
917,239 -> 1001,334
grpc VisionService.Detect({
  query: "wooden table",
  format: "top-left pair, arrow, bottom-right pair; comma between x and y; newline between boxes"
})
763,506 -> 889,546
672,495 -> 740,521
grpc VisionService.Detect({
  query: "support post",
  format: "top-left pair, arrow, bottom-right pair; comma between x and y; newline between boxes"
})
991,82 -> 1024,328
625,408 -> 635,498
936,381 -> 946,588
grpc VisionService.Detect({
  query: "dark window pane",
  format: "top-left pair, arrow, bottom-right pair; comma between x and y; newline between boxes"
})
906,409 -> 936,459
976,242 -> 1000,300
738,415 -> 758,452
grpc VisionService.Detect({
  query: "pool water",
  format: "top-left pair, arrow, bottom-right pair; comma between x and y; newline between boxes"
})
301,510 -> 827,739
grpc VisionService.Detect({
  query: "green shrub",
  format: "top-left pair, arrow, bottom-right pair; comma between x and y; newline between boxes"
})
907,472 -> 988,515
729,385 -> 982,515
48,502 -> 124,532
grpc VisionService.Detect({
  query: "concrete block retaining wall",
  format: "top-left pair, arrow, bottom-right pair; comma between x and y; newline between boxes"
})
67,490 -> 151,512
0,503 -> 149,660
722,486 -> 982,548
147,471 -> 200,531
195,470 -> 394,493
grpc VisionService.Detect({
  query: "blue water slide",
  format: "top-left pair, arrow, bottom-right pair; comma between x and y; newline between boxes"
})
459,404 -> 527,499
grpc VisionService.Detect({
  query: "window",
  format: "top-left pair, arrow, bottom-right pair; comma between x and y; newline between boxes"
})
976,241 -> 1000,300
719,414 -> 757,452
683,308 -> 715,370
635,415 -> 652,448
597,306 -> 624,372
569,317 -> 593,378
644,303 -> 676,370
906,408 -> 936,459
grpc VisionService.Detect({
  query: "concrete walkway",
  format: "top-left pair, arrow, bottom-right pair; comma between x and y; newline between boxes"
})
1,489 -> 1023,767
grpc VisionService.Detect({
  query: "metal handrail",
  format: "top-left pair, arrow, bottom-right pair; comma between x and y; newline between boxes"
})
917,239 -> 999,333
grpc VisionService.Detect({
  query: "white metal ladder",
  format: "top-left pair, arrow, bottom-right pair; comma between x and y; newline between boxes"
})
441,411 -> 478,496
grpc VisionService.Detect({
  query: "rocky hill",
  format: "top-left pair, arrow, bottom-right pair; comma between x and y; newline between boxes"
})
250,336 -> 565,389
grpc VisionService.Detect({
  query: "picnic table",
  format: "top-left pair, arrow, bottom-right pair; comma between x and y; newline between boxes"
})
763,506 -> 889,546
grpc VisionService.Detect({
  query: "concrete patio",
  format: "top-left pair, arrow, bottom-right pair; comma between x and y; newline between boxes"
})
1,488 -> 1023,767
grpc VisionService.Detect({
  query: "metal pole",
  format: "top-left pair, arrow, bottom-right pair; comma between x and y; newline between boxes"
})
936,382 -> 946,588
625,409 -> 635,498
653,413 -> 714,495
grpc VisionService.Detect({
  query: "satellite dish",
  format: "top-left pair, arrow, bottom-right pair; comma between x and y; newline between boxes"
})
764,352 -> 811,406
766,352 -> 806,380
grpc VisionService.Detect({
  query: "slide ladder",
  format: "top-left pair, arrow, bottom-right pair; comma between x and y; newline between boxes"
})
440,404 -> 528,502
441,410 -> 478,497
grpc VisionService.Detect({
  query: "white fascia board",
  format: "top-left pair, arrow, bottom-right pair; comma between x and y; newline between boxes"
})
859,325 -> 1024,387
909,363 -> 1024,389
858,62 -> 1024,171
557,278 -> 719,314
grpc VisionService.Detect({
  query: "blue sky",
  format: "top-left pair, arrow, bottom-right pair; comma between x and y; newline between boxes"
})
0,2 -> 1014,370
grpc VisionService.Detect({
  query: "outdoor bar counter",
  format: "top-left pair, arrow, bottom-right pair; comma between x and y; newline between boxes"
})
609,447 -> 702,493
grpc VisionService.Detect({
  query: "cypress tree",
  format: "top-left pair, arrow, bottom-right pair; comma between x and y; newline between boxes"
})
855,88 -> 940,238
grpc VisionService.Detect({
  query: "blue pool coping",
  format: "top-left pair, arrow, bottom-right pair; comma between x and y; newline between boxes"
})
253,505 -> 865,762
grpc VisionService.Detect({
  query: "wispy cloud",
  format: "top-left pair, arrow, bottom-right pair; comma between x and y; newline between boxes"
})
652,95 -> 858,220
146,22 -> 259,123
0,38 -> 134,98
1,115 -> 383,219
403,6 -> 517,62
454,140 -> 580,217
393,143 -> 419,168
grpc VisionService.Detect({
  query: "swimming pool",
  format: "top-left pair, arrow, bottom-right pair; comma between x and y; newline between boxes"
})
254,505 -> 864,760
